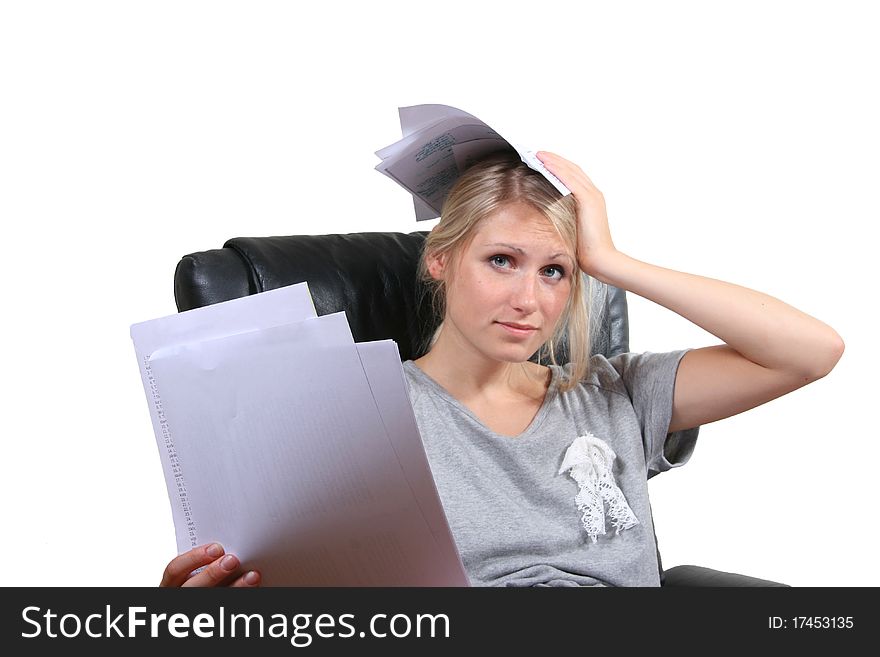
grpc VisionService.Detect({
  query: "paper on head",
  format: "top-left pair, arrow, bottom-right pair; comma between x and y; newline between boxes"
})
374,103 -> 571,221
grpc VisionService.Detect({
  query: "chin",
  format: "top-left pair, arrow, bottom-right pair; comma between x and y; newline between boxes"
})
483,342 -> 542,364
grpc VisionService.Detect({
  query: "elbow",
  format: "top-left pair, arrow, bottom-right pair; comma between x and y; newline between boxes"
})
810,333 -> 845,380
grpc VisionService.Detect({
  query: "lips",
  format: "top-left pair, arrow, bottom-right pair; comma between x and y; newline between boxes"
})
496,321 -> 539,336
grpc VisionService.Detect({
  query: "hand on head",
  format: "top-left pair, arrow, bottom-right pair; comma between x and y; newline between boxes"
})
535,151 -> 618,276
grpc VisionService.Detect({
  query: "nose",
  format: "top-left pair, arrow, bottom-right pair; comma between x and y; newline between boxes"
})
510,273 -> 538,315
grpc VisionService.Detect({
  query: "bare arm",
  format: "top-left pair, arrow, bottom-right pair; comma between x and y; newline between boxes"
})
536,150 -> 844,432
591,252 -> 844,431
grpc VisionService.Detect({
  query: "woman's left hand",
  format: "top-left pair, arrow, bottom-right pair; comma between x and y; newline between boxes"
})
535,151 -> 619,278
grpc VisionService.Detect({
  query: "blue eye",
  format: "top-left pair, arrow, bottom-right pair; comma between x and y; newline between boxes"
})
490,255 -> 511,268
543,265 -> 565,280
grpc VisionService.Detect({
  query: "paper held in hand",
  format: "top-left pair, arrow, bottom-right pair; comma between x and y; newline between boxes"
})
130,282 -> 469,586
375,103 -> 571,221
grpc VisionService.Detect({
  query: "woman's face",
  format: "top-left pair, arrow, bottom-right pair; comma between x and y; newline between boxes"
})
430,201 -> 576,365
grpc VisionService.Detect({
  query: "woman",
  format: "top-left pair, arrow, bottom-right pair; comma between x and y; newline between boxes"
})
159,150 -> 844,587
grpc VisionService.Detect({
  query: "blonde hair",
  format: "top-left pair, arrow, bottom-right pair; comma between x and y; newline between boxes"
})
417,150 -> 601,391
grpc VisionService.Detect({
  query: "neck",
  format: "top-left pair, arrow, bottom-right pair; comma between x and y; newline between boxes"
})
414,322 -> 546,401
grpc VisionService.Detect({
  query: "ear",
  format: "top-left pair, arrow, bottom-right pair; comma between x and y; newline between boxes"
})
426,250 -> 448,281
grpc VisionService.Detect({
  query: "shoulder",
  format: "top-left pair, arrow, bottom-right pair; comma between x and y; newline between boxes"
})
401,359 -> 435,406
401,360 -> 422,394
552,350 -> 691,395
550,355 -> 630,400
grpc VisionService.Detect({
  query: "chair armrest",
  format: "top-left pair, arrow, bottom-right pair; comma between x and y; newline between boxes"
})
662,564 -> 790,587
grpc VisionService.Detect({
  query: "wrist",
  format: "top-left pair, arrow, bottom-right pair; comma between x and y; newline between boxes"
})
579,249 -> 628,285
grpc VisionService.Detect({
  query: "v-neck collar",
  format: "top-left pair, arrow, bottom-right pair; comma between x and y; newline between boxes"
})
403,360 -> 561,441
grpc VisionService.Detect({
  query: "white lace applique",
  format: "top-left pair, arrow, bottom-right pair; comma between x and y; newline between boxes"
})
558,432 -> 639,543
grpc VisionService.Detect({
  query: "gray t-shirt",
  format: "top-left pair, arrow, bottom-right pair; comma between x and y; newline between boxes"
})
402,350 -> 700,587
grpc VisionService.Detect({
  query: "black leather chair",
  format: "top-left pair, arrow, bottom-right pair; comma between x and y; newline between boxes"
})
174,231 -> 789,587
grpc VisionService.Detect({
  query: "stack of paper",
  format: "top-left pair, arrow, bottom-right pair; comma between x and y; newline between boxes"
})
131,283 -> 469,586
375,103 -> 571,221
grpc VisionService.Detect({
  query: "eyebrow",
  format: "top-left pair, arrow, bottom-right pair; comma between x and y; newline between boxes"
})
483,242 -> 575,265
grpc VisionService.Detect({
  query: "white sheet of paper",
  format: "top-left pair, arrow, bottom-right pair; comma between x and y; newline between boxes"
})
374,103 -> 571,220
376,117 -> 506,215
355,339 -> 467,585
131,283 -> 318,546
131,282 -> 317,359
134,305 -> 340,560
132,289 -> 469,585
398,103 -> 481,140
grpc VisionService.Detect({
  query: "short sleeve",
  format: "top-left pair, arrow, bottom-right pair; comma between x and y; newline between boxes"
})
606,349 -> 700,479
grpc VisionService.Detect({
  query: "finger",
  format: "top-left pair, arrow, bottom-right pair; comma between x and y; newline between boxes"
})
536,150 -> 574,169
536,151 -> 597,189
536,150 -> 577,170
160,543 -> 225,587
229,570 -> 262,588
181,553 -> 243,587
536,150 -> 563,161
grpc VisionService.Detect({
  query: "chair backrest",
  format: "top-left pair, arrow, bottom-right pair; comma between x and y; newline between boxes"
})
174,232 -> 631,362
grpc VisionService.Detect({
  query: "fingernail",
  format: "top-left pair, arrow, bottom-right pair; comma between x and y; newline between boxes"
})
206,543 -> 223,558
220,554 -> 238,571
244,571 -> 259,585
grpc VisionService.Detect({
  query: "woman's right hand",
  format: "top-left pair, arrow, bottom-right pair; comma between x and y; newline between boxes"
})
160,543 -> 261,587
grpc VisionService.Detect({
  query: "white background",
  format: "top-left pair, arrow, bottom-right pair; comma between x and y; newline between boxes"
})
1,0 -> 876,587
